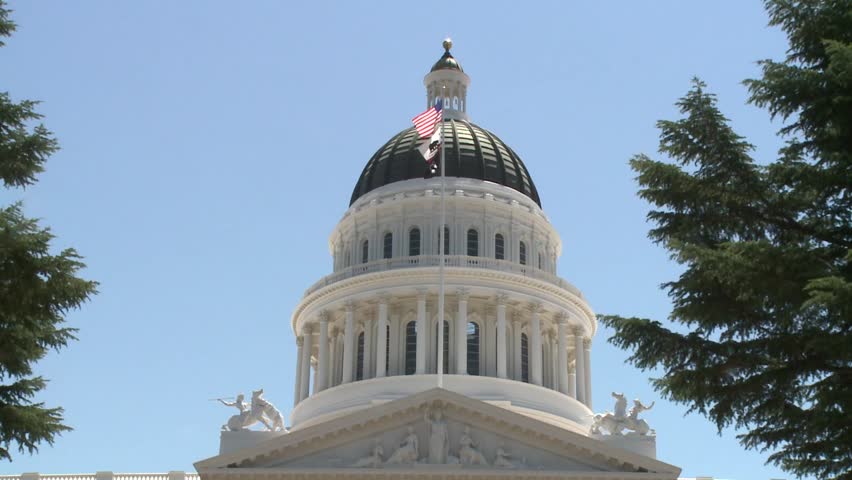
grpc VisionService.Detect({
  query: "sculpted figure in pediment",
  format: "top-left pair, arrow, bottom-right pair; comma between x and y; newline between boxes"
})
494,442 -> 514,468
352,439 -> 384,468
385,426 -> 419,465
424,408 -> 449,464
458,425 -> 488,466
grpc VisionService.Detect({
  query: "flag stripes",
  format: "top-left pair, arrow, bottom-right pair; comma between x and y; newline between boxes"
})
412,100 -> 443,138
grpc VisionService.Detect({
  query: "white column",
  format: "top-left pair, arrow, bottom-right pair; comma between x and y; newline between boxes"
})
574,327 -> 586,405
311,358 -> 318,394
557,315 -> 570,396
329,328 -> 338,387
416,291 -> 427,374
529,304 -> 543,386
342,303 -> 356,384
485,312 -> 496,377
496,294 -> 508,379
568,348 -> 577,399
299,327 -> 312,402
584,337 -> 592,408
317,314 -> 329,392
363,316 -> 373,379
293,335 -> 304,406
550,334 -> 558,390
512,317 -> 522,381
376,297 -> 389,377
455,289 -> 469,375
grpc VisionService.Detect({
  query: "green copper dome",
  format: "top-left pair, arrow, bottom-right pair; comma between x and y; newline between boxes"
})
350,119 -> 541,207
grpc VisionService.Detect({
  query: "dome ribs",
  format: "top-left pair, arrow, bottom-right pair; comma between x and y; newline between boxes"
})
349,121 -> 541,208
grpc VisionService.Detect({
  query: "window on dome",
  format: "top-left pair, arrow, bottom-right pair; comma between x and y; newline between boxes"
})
383,232 -> 393,259
519,241 -> 527,265
356,332 -> 365,381
521,333 -> 529,383
437,226 -> 450,255
361,240 -> 369,264
385,325 -> 390,373
435,320 -> 449,374
409,228 -> 421,256
495,234 -> 505,260
467,322 -> 480,376
467,229 -> 479,257
345,251 -> 351,268
538,253 -> 543,270
405,321 -> 417,375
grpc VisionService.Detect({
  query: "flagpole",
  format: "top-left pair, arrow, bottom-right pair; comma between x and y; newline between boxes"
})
437,93 -> 446,389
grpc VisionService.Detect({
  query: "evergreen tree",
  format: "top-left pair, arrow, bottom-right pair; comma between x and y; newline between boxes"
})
601,1 -> 852,479
0,2 -> 97,461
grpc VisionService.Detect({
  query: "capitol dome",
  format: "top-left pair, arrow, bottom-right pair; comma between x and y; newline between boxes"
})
197,39 -> 676,480
284,40 -> 598,436
350,119 -> 542,207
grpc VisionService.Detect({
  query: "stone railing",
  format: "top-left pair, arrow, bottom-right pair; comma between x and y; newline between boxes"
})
0,473 -> 199,480
304,255 -> 583,298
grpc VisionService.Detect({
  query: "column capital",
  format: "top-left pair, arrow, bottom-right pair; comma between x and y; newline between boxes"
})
527,301 -> 544,314
572,325 -> 585,336
583,337 -> 592,348
296,336 -> 304,347
310,357 -> 318,367
495,292 -> 509,305
457,287 -> 470,301
376,292 -> 391,305
302,324 -> 313,335
344,300 -> 356,313
416,288 -> 429,301
319,310 -> 330,323
556,311 -> 570,324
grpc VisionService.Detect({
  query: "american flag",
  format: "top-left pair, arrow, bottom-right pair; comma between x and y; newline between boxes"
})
412,100 -> 443,139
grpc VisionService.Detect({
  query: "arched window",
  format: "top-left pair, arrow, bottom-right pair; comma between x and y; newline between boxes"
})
521,333 -> 529,383
538,253 -> 543,269
467,322 -> 480,375
404,321 -> 417,375
437,226 -> 450,255
467,229 -> 479,257
361,240 -> 369,264
345,251 -> 351,267
356,332 -> 365,381
435,320 -> 449,374
409,228 -> 421,256
519,241 -> 527,265
383,232 -> 393,259
495,234 -> 505,260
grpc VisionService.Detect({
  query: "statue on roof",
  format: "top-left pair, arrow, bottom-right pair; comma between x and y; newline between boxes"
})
590,392 -> 655,436
219,388 -> 287,432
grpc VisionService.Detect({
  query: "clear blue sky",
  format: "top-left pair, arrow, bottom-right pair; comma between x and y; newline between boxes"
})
2,1 -> 796,479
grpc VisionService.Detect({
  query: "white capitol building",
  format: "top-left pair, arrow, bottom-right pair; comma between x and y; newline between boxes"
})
6,41 -> 715,480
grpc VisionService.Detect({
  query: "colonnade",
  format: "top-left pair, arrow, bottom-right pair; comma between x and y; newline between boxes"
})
293,292 -> 593,409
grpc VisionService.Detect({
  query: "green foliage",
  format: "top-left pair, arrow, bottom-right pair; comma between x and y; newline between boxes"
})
0,0 -> 97,462
600,1 -> 852,479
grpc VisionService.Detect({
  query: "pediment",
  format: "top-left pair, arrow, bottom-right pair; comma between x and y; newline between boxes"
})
195,388 -> 680,479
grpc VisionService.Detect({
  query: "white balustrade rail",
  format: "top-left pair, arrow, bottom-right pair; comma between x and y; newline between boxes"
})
304,255 -> 583,298
1,474 -> 199,480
